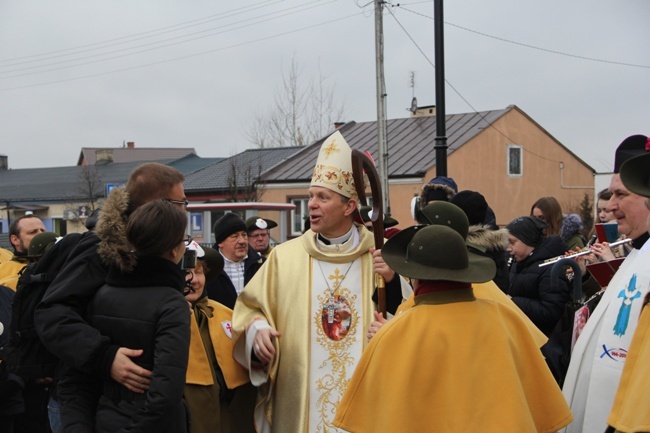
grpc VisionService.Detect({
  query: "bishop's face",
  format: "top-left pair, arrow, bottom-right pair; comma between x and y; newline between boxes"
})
308,186 -> 357,238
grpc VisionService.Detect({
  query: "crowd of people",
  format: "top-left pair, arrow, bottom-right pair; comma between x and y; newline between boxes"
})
0,131 -> 648,433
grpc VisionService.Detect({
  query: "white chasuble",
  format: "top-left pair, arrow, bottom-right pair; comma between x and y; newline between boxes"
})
563,242 -> 650,433
309,258 -> 364,433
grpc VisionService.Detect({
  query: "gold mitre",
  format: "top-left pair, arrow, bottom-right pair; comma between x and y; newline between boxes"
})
311,131 -> 357,198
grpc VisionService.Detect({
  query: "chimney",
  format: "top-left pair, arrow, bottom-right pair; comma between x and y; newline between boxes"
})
410,105 -> 436,118
334,122 -> 345,130
0,155 -> 7,170
126,141 -> 135,149
95,149 -> 114,165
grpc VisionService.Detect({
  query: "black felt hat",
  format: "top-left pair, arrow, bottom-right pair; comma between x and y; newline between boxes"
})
614,134 -> 650,173
620,153 -> 650,198
245,217 -> 278,232
358,206 -> 399,228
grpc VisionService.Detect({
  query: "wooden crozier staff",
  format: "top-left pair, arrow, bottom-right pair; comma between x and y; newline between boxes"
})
351,149 -> 386,316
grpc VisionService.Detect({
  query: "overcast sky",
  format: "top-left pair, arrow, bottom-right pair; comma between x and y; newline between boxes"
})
1,0 -> 648,173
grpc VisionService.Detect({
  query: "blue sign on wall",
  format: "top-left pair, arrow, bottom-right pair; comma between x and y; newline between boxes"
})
105,183 -> 121,197
191,213 -> 202,233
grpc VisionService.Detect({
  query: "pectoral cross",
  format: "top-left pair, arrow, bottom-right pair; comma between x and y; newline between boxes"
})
329,268 -> 346,290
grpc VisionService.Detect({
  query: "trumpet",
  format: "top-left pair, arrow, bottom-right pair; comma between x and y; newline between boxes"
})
538,238 -> 632,268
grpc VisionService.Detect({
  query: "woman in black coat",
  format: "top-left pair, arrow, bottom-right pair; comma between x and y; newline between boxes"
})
87,199 -> 191,433
506,216 -> 570,336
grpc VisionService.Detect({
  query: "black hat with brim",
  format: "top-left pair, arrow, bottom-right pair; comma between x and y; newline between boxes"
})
382,225 -> 496,283
245,217 -> 278,232
620,153 -> 650,198
358,206 -> 399,228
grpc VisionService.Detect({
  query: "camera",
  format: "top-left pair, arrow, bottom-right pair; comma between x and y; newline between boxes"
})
181,247 -> 197,269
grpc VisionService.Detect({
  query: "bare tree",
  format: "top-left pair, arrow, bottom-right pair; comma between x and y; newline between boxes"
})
76,165 -> 103,211
225,156 -> 266,202
247,57 -> 346,148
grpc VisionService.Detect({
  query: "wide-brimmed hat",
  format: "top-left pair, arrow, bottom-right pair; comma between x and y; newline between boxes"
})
382,225 -> 495,283
620,152 -> 650,198
27,232 -> 58,258
245,217 -> 278,232
358,206 -> 399,228
614,134 -> 649,173
417,201 -> 469,240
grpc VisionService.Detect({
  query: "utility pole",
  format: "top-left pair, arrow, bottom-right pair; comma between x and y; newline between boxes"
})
374,0 -> 390,215
434,0 -> 448,176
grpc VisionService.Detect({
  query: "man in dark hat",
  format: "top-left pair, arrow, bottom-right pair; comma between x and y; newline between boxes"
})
206,213 -> 265,309
606,151 -> 650,432
334,224 -> 572,432
358,205 -> 400,239
245,217 -> 278,258
563,134 -> 650,433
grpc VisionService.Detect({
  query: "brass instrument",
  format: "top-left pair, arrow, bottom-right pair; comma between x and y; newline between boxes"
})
538,238 -> 632,268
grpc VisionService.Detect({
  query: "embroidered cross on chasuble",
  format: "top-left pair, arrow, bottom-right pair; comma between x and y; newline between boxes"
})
310,258 -> 364,433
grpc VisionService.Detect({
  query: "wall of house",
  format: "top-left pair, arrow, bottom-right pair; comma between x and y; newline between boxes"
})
429,108 -> 594,226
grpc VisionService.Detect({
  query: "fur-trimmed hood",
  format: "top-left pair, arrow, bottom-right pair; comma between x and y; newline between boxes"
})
96,187 -> 135,272
467,225 -> 509,252
560,213 -> 583,243
418,182 -> 456,208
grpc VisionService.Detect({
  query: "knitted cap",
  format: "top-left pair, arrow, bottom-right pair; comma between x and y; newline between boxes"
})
213,213 -> 247,245
450,190 -> 488,226
506,216 -> 547,247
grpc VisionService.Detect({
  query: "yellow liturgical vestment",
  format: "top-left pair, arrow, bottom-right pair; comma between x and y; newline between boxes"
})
232,224 -> 407,433
335,289 -> 573,433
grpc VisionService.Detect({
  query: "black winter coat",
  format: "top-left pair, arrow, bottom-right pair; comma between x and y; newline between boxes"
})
507,236 -> 571,336
206,245 -> 264,309
87,255 -> 190,433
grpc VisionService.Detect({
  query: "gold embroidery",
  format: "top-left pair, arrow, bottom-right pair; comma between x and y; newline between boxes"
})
322,139 -> 339,158
313,266 -> 358,433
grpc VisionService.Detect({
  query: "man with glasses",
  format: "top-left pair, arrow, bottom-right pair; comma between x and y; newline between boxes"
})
35,162 -> 187,432
246,217 -> 277,258
206,213 -> 265,309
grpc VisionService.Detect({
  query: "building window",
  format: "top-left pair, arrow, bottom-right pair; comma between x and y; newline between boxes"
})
508,145 -> 523,177
290,198 -> 309,236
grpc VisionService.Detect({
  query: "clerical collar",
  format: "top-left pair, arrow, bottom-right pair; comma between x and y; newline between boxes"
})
317,226 -> 354,245
633,232 -> 649,250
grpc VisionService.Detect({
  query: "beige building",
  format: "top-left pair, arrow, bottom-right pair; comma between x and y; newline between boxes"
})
256,105 -> 595,240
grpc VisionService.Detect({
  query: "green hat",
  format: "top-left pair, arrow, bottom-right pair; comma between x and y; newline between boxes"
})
245,216 -> 278,232
417,201 -> 469,240
620,152 -> 650,198
198,246 -> 224,284
27,232 -> 58,258
358,206 -> 399,228
382,225 -> 495,283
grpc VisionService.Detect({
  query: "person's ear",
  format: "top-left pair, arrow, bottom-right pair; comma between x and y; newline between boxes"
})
344,198 -> 358,217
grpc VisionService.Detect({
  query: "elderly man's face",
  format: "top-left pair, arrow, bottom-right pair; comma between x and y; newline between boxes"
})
11,218 -> 46,253
218,231 -> 248,262
608,174 -> 650,240
249,228 -> 270,253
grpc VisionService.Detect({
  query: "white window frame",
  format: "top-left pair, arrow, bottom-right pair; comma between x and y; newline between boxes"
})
507,145 -> 523,177
290,197 -> 309,236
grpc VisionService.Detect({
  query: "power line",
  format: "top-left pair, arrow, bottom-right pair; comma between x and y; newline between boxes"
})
0,12 -> 362,92
385,6 -> 562,164
0,1 -> 335,78
396,4 -> 650,69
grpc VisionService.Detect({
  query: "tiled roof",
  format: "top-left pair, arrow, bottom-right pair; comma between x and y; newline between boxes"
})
78,147 -> 196,165
0,155 -> 218,203
262,108 -> 511,182
183,146 -> 304,192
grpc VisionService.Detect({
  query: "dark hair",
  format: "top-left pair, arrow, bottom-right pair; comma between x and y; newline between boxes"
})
125,163 -> 185,212
597,188 -> 612,201
9,214 -> 40,238
119,200 -> 187,272
530,196 -> 563,237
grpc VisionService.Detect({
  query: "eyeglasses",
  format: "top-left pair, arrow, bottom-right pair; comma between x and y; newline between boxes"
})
166,198 -> 189,209
183,235 -> 193,246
